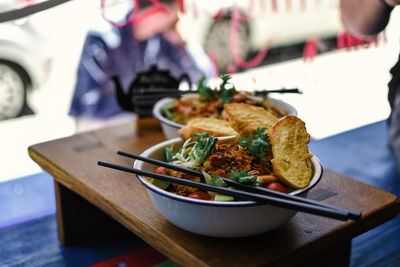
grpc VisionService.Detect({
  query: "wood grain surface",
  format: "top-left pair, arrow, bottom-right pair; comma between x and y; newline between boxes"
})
28,122 -> 400,267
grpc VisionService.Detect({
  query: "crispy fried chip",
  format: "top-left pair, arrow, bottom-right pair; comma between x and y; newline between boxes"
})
224,103 -> 278,137
178,117 -> 238,140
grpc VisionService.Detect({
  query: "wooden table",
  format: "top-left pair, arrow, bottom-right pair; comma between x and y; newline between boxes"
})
28,120 -> 400,267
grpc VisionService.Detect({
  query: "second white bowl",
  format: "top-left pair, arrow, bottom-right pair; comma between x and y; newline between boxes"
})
153,96 -> 298,140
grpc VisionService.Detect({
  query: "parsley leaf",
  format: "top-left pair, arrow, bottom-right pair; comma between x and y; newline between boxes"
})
228,169 -> 260,186
218,74 -> 236,104
190,133 -> 218,163
196,75 -> 237,104
197,76 -> 216,99
238,127 -> 271,157
253,127 -> 269,140
203,172 -> 227,187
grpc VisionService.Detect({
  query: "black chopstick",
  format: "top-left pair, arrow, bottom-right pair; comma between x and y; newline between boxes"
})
131,88 -> 302,97
98,160 -> 355,221
254,88 -> 303,96
117,150 -> 361,221
133,93 -> 187,101
118,151 -> 203,177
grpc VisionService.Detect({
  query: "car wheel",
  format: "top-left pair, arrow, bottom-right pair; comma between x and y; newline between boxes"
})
0,62 -> 27,120
204,18 -> 250,73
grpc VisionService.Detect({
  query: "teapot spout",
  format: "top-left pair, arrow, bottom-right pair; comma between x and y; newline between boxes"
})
112,75 -> 133,111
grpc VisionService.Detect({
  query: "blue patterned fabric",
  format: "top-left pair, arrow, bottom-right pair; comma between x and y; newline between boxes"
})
69,21 -> 210,118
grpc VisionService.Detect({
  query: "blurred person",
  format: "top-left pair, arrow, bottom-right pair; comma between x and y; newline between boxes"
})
340,0 -> 400,170
69,0 -> 215,131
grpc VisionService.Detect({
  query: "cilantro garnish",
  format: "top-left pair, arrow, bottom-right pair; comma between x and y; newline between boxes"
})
238,127 -> 271,157
203,172 -> 227,187
196,75 -> 237,104
218,74 -> 236,104
190,133 -> 218,163
197,77 -> 216,99
174,133 -> 218,169
228,169 -> 260,186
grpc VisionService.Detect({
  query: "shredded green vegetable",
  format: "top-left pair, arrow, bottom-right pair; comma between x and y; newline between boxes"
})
170,133 -> 218,169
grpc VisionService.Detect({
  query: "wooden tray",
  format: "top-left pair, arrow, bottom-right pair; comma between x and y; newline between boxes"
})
28,122 -> 400,267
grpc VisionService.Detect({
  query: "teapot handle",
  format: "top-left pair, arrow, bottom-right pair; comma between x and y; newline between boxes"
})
177,73 -> 193,91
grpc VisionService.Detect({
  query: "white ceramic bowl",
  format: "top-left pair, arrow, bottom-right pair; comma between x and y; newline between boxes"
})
134,138 -> 323,238
152,96 -> 298,140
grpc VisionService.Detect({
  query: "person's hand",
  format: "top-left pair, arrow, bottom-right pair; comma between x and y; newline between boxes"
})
133,1 -> 180,41
162,28 -> 184,46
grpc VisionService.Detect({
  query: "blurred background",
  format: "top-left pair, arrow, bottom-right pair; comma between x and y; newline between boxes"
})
1,0 -> 399,182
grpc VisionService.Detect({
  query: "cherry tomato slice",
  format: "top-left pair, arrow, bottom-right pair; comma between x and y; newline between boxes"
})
187,191 -> 210,200
155,166 -> 165,174
265,182 -> 289,193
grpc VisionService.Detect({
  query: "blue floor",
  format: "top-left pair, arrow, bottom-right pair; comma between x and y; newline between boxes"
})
0,172 -> 56,229
0,173 -> 148,267
0,120 -> 399,266
0,214 -> 147,266
309,120 -> 400,267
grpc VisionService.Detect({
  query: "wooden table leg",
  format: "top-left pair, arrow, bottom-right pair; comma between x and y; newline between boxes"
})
54,181 -> 128,246
295,238 -> 351,267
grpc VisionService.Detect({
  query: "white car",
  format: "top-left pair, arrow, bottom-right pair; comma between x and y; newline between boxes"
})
179,0 -> 342,72
0,3 -> 53,120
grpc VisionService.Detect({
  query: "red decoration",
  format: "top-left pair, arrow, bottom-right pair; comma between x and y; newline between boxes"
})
178,0 -> 185,13
90,246 -> 168,267
230,5 -> 270,69
337,32 -> 380,50
271,0 -> 278,13
303,37 -> 319,61
16,0 -> 35,6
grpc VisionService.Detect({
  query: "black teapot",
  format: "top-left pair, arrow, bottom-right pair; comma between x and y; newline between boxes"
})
112,65 -> 192,117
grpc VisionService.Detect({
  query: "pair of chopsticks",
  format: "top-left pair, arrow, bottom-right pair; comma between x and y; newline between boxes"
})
131,88 -> 302,101
98,151 -> 361,222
